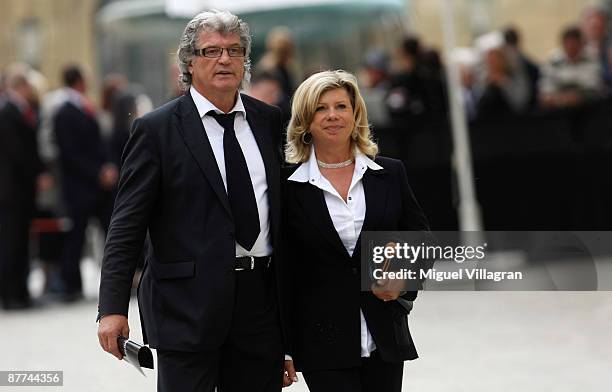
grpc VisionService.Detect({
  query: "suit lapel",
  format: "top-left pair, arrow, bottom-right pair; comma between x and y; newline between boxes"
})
243,95 -> 280,238
294,183 -> 349,257
242,95 -> 281,229
361,167 -> 389,231
352,166 -> 389,261
174,94 -> 232,217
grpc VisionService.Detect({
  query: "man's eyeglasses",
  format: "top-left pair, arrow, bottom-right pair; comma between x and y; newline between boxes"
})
194,47 -> 246,58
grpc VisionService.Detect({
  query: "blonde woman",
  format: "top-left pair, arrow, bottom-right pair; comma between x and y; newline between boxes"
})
283,70 -> 429,392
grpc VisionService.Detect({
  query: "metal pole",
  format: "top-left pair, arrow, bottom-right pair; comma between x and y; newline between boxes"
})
440,0 -> 482,231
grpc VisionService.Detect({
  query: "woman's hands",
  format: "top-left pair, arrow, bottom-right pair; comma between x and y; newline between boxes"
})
372,278 -> 405,302
371,242 -> 406,302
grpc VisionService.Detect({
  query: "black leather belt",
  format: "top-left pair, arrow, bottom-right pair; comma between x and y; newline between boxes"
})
235,256 -> 271,271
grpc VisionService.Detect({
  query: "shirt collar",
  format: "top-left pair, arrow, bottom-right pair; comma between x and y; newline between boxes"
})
288,147 -> 383,183
355,148 -> 384,172
65,87 -> 86,109
190,86 -> 246,119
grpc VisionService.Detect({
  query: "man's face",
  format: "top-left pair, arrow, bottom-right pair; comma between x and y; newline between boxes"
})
485,49 -> 507,74
563,37 -> 583,61
16,81 -> 36,105
584,12 -> 607,41
249,79 -> 281,105
189,30 -> 245,96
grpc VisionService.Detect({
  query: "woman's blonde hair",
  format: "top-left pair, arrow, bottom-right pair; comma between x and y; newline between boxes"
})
285,70 -> 378,163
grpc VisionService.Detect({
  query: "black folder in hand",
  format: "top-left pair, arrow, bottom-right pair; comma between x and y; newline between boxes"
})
118,336 -> 154,375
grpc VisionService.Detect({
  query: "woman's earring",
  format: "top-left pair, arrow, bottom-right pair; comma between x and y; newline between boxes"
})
351,130 -> 358,140
301,131 -> 313,145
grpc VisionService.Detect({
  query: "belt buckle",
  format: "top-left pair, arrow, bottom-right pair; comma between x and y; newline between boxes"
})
235,256 -> 248,272
235,256 -> 257,271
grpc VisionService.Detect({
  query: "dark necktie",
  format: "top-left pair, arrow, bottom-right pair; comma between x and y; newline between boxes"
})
208,111 -> 260,250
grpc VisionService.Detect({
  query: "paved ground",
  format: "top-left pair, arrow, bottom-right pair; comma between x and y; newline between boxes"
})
1,258 -> 611,391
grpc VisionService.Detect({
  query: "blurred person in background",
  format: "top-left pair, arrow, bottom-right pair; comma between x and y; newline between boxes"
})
386,36 -> 430,166
283,70 -> 429,392
447,47 -> 483,121
38,78 -> 70,165
358,49 -> 392,130
25,68 -> 67,298
36,76 -> 70,298
473,32 -> 531,120
460,65 -> 478,120
0,63 -> 51,310
99,73 -> 129,141
503,26 -> 541,111
248,70 -> 283,106
387,36 -> 448,125
256,26 -> 296,120
539,26 -> 604,108
357,49 -> 394,155
450,48 -> 480,120
418,48 -> 448,119
386,36 -> 428,129
582,5 -> 612,89
53,64 -> 118,302
101,73 -> 153,167
167,62 -> 185,100
360,49 -> 391,91
476,47 -> 529,119
248,69 -> 289,132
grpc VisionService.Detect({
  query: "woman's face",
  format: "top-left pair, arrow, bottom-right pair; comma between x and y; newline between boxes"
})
309,87 -> 355,151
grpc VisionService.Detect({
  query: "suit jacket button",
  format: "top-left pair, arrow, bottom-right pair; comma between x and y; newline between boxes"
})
352,267 -> 358,275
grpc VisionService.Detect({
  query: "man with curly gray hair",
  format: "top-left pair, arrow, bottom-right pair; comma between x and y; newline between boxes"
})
176,9 -> 252,92
97,9 -> 295,391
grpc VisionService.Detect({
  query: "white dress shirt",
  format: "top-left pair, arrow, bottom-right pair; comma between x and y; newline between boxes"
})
288,147 -> 384,357
190,86 -> 272,257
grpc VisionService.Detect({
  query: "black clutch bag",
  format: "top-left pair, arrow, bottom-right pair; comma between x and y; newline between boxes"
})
117,336 -> 154,375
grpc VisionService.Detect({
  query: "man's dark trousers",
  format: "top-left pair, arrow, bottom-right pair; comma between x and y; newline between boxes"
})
157,267 -> 283,392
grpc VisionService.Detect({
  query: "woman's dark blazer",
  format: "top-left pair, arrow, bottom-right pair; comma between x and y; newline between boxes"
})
282,155 -> 429,372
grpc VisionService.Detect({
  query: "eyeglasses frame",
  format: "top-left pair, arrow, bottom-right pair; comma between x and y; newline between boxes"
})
193,46 -> 247,58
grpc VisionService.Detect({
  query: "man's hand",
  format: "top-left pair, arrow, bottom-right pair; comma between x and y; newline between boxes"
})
282,359 -> 298,387
36,172 -> 54,193
97,314 -> 129,360
557,91 -> 581,107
